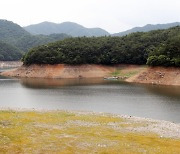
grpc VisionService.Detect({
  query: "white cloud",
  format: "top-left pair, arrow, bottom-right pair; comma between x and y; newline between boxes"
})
0,0 -> 180,33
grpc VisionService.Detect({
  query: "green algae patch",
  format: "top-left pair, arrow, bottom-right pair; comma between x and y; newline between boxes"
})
0,110 -> 180,153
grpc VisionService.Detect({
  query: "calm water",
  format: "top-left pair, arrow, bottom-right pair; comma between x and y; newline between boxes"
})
0,70 -> 180,123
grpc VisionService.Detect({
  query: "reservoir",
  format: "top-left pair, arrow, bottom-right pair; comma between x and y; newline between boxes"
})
0,69 -> 180,123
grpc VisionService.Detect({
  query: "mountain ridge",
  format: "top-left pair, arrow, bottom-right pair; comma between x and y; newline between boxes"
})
24,21 -> 180,36
24,21 -> 110,37
113,22 -> 180,36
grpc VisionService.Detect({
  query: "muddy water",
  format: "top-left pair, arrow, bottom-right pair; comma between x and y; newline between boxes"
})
0,72 -> 180,123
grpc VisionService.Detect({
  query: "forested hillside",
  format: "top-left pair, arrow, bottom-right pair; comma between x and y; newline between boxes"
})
23,26 -> 180,67
0,20 -> 70,60
0,41 -> 22,61
15,33 -> 70,52
0,20 -> 30,44
146,35 -> 180,66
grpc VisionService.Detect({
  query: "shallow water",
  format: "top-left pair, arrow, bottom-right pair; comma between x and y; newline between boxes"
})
0,72 -> 180,123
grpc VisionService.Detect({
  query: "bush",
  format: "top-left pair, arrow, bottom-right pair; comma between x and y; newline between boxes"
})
173,58 -> 180,67
146,56 -> 158,66
157,55 -> 171,66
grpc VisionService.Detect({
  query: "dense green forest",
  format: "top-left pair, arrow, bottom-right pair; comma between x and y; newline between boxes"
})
146,35 -> 180,66
0,20 -> 70,60
23,26 -> 180,67
0,41 -> 22,61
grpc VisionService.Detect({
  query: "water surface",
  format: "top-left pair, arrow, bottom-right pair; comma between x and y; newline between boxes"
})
0,71 -> 180,123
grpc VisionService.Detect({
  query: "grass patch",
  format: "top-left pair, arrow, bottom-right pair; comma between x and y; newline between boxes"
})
110,67 -> 144,78
111,70 -> 121,77
0,110 -> 179,153
111,69 -> 139,78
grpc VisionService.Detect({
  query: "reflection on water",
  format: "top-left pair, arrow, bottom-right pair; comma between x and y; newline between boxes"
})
20,78 -> 120,88
144,84 -> 180,99
20,77 -> 180,98
0,74 -> 180,123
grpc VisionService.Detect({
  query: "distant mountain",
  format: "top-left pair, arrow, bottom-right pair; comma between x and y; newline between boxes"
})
24,22 -> 110,37
0,20 -> 69,60
113,22 -> 180,36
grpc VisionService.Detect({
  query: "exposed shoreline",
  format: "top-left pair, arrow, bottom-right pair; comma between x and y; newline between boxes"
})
1,109 -> 179,153
0,108 -> 179,139
1,64 -> 180,86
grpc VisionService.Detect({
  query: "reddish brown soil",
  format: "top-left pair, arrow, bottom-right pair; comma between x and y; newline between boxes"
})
1,64 -> 115,78
1,64 -> 180,86
127,66 -> 180,86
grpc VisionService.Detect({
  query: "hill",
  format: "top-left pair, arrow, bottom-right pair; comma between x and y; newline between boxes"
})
0,20 -> 70,60
24,21 -> 110,37
23,26 -> 180,67
15,33 -> 70,52
0,20 -> 30,45
0,41 -> 22,61
113,22 -> 180,36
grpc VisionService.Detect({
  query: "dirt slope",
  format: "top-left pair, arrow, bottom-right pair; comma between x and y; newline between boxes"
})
1,64 -> 115,78
127,66 -> 180,86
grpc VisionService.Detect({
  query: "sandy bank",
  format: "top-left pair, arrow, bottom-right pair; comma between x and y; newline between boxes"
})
1,64 -> 180,86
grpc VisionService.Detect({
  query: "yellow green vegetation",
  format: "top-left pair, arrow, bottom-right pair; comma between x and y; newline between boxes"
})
111,66 -> 146,78
0,110 -> 180,153
111,70 -> 138,78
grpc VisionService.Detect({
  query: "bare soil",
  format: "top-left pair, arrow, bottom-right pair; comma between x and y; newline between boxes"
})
1,64 -> 180,86
1,64 -> 115,78
127,66 -> 180,86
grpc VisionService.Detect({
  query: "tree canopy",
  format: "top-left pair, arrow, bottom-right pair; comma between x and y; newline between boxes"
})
0,41 -> 22,61
23,26 -> 180,67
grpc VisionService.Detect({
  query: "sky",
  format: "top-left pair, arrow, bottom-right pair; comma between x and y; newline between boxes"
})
0,0 -> 180,33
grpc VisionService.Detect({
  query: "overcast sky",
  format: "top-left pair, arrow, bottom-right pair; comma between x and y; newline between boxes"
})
0,0 -> 180,33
